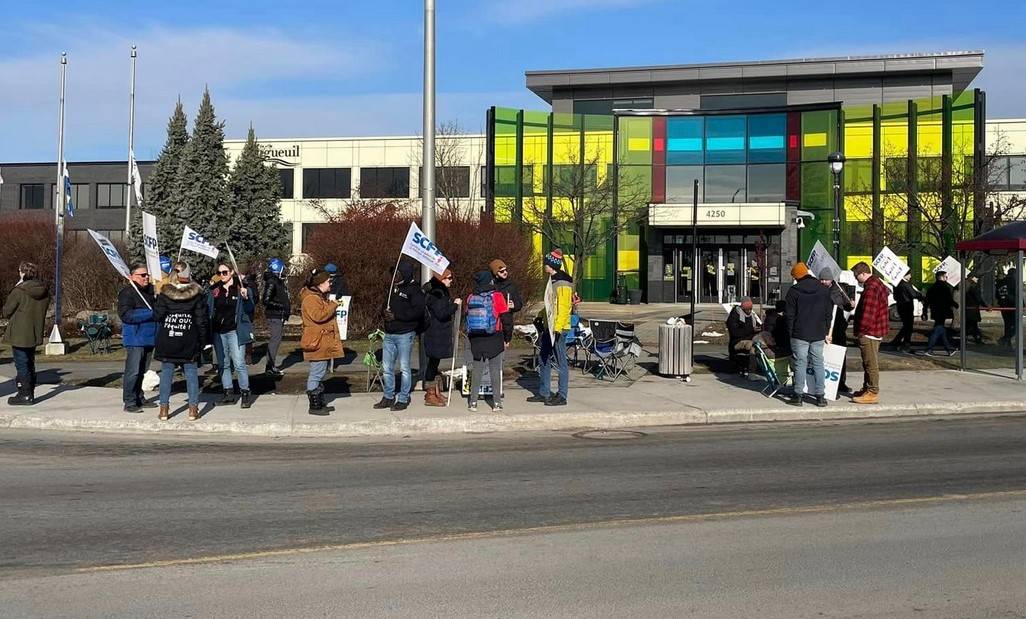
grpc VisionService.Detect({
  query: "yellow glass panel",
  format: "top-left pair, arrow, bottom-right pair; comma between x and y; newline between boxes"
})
922,256 -> 941,275
803,133 -> 827,148
844,195 -> 873,222
881,194 -> 908,220
918,119 -> 943,157
881,119 -> 909,157
618,250 -> 640,271
844,121 -> 874,158
847,256 -> 872,270
628,137 -> 650,152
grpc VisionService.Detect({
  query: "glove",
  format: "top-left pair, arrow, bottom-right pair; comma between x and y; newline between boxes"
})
383,309 -> 395,322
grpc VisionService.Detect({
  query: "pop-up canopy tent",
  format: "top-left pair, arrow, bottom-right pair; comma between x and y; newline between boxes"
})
956,221 -> 1026,379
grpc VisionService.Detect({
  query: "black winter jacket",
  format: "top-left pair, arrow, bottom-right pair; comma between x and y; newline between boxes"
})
422,278 -> 458,359
893,279 -> 923,307
495,277 -> 524,317
926,281 -> 958,322
154,282 -> 210,364
330,272 -> 351,298
725,307 -> 757,348
785,275 -> 833,342
384,264 -> 426,335
261,271 -> 291,319
827,282 -> 855,344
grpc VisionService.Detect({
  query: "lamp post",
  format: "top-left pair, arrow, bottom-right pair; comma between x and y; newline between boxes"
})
827,151 -> 846,263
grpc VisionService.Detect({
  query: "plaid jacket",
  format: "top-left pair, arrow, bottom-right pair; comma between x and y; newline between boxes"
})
854,275 -> 891,338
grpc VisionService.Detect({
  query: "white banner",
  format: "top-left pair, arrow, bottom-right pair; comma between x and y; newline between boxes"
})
802,342 -> 847,400
544,277 -> 555,344
872,246 -> 909,286
806,240 -> 842,281
180,226 -> 220,259
400,222 -> 449,273
330,295 -> 352,341
88,229 -> 131,279
142,212 -> 162,282
933,255 -> 962,287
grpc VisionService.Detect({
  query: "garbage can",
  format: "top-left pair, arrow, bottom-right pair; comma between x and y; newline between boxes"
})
658,323 -> 693,381
628,289 -> 643,305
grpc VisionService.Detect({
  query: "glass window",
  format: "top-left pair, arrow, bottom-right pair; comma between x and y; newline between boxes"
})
573,98 -> 653,116
665,166 -> 702,203
705,116 -> 746,164
704,165 -> 747,202
800,110 -> 838,162
278,169 -> 295,199
747,164 -> 786,202
700,93 -> 787,110
303,168 -> 350,199
747,114 -> 786,163
20,184 -> 44,210
549,164 -> 598,196
883,158 -> 909,193
1009,156 -> 1026,189
987,156 -> 1009,189
52,183 -> 90,210
494,165 -> 533,197
96,183 -> 127,209
844,158 -> 873,194
360,167 -> 410,199
419,166 -> 470,198
666,117 -> 704,165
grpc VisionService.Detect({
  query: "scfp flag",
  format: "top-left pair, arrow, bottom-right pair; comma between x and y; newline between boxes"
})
400,222 -> 449,273
180,226 -> 220,259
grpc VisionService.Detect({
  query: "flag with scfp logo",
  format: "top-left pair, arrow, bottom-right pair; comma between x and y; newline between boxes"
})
400,222 -> 449,273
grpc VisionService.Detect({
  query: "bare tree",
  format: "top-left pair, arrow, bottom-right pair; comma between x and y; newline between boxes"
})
413,120 -> 485,224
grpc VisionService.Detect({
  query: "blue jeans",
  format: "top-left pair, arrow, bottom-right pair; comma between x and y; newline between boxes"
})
158,362 -> 200,406
307,360 -> 329,392
926,321 -> 953,353
12,346 -> 36,385
214,331 -> 250,391
382,331 -> 416,403
539,331 -> 569,399
791,338 -> 825,397
123,346 -> 153,405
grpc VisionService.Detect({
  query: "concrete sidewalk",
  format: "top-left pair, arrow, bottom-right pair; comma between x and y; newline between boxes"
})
1,367 -> 1024,439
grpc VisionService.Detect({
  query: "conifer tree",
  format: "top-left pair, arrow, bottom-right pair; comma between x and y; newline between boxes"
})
226,126 -> 289,266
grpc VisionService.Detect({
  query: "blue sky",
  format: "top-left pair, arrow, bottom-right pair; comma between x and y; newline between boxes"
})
2,0 -> 1024,161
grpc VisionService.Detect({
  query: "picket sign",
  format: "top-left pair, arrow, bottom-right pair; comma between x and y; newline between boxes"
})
141,212 -> 162,282
329,295 -> 352,341
872,247 -> 910,286
801,307 -> 845,400
88,228 -> 151,310
934,255 -> 962,287
806,240 -> 842,280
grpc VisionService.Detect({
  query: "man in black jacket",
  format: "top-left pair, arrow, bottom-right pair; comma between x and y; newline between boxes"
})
725,297 -> 758,375
888,272 -> 922,352
491,259 -> 524,319
923,271 -> 958,356
374,260 -> 426,412
784,262 -> 833,407
261,258 -> 290,377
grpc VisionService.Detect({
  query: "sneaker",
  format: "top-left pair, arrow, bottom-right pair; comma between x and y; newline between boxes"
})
123,404 -> 142,414
922,350 -> 936,357
786,394 -> 803,407
373,397 -> 395,410
468,401 -> 478,412
544,395 -> 567,407
390,400 -> 409,412
492,402 -> 503,412
265,366 -> 284,378
137,400 -> 158,409
526,394 -> 549,403
815,396 -> 827,408
947,350 -> 958,357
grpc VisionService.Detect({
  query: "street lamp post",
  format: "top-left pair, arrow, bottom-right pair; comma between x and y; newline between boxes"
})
828,151 -> 846,263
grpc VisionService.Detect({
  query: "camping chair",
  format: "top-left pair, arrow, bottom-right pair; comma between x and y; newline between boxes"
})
78,313 -> 112,354
584,321 -> 641,382
753,340 -> 791,398
363,329 -> 385,392
565,314 -> 587,369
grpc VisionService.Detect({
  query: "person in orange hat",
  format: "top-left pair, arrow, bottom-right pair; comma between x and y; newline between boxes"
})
783,262 -> 833,407
421,267 -> 460,406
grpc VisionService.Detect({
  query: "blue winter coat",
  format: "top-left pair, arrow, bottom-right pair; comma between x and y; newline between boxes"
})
118,283 -> 157,348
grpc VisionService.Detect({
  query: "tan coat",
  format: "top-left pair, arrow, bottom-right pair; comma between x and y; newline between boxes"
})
300,288 -> 342,361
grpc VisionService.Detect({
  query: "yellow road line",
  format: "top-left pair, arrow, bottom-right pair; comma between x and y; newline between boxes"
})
77,488 -> 1026,573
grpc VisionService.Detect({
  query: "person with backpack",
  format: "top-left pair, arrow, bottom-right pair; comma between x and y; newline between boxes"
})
422,268 -> 460,407
300,269 -> 342,416
374,260 -> 425,412
3,261 -> 51,406
465,270 -> 512,412
154,262 -> 209,421
529,249 -> 574,407
261,257 -> 290,377
209,262 -> 256,409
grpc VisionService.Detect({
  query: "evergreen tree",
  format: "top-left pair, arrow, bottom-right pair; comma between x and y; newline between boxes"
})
226,126 -> 288,267
128,99 -> 189,260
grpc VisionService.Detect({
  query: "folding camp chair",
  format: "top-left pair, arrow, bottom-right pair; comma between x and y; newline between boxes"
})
753,340 -> 791,398
78,313 -> 112,354
363,329 -> 385,392
584,320 -> 640,382
565,314 -> 587,369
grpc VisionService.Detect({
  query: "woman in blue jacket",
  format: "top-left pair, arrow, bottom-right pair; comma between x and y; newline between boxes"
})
208,262 -> 255,408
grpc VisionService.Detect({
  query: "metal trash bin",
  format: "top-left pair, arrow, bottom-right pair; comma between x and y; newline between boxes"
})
658,324 -> 693,381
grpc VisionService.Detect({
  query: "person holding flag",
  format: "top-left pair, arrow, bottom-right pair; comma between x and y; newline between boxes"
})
118,262 -> 157,413
373,260 -> 425,412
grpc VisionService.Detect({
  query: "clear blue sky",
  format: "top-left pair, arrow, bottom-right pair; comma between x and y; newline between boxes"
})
1,0 -> 1024,161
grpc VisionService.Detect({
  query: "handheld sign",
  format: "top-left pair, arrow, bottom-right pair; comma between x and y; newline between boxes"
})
142,212 -> 162,282
872,246 -> 909,286
88,229 -> 131,278
330,294 -> 352,341
807,240 -> 842,280
933,256 -> 962,287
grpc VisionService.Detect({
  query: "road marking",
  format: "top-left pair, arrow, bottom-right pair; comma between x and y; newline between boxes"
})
77,488 -> 1026,573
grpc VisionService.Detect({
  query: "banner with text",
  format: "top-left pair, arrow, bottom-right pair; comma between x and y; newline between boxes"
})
330,295 -> 352,341
180,226 -> 220,259
88,229 -> 131,279
400,222 -> 450,273
933,255 -> 962,287
142,212 -> 162,281
801,342 -> 847,400
806,240 -> 842,281
872,246 -> 909,286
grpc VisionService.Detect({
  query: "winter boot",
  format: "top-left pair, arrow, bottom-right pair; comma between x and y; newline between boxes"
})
315,385 -> 335,413
240,390 -> 253,409
424,384 -> 445,407
188,404 -> 200,421
7,377 -> 33,406
220,389 -> 236,404
158,404 -> 170,421
307,390 -> 328,416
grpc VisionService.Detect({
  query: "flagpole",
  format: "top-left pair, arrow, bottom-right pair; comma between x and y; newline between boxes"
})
420,0 -> 435,286
125,45 -> 137,234
49,52 -> 68,354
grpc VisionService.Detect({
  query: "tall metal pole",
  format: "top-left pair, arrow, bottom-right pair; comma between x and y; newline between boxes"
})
126,45 -> 137,234
51,52 -> 68,348
420,0 -> 436,284
689,179 -> 699,331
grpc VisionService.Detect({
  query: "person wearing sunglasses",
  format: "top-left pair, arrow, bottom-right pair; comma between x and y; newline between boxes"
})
490,259 -> 524,320
208,263 -> 256,408
421,267 -> 460,407
118,262 -> 158,413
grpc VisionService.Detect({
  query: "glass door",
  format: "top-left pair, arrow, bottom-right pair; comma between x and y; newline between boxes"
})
724,248 -> 742,304
700,249 -> 718,303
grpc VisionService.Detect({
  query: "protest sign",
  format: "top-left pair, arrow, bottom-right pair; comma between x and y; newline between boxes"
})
806,240 -> 842,280
88,229 -> 131,278
933,256 -> 962,287
142,212 -> 162,282
872,246 -> 909,286
802,343 -> 847,400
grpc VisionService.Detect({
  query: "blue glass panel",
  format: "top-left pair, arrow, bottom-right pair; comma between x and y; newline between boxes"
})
748,113 -> 786,163
666,117 -> 703,165
706,116 -> 746,164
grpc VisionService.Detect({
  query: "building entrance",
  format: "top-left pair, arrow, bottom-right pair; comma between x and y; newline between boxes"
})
659,230 -> 781,305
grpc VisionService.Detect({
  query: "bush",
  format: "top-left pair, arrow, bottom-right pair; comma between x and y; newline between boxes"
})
303,202 -> 542,338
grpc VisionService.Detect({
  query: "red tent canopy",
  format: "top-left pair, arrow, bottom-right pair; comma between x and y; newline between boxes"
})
956,221 -> 1026,252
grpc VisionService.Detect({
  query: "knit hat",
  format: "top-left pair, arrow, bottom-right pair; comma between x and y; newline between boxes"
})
818,268 -> 834,282
324,263 -> 338,274
544,249 -> 564,272
489,259 -> 507,276
473,270 -> 494,288
309,270 -> 331,287
176,263 -> 192,282
791,262 -> 809,280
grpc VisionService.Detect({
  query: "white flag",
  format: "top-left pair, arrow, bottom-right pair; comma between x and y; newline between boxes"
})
142,212 -> 162,282
180,226 -> 220,259
129,149 -> 144,206
0,166 -> 4,185
806,240 -> 841,281
88,229 -> 131,279
400,222 -> 449,273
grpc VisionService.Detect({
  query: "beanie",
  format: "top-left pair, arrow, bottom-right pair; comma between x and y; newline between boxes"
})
176,263 -> 192,282
309,270 -> 331,287
791,262 -> 809,280
489,259 -> 507,276
818,268 -> 834,282
544,249 -> 564,272
473,270 -> 494,288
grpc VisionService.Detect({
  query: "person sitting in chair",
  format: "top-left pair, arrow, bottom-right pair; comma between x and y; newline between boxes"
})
726,297 -> 758,375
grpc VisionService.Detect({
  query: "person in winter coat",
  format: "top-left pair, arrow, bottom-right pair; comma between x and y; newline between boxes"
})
465,271 -> 512,412
154,262 -> 209,421
784,262 -> 833,407
422,268 -> 460,407
965,274 -> 986,344
261,258 -> 291,377
996,268 -> 1018,347
2,261 -> 51,406
820,271 -> 856,395
852,262 -> 891,404
374,260 -> 426,412
208,262 -> 256,409
491,259 -> 524,318
300,270 -> 342,416
888,272 -> 923,352
529,249 -> 574,407
118,262 -> 157,413
923,271 -> 959,356
725,297 -> 758,374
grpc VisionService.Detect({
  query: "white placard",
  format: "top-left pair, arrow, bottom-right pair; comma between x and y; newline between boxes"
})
802,342 -> 847,400
807,240 -> 842,280
933,256 -> 962,287
331,295 -> 351,341
400,222 -> 449,273
872,246 -> 910,286
88,229 -> 131,278
180,226 -> 220,259
142,211 -> 162,282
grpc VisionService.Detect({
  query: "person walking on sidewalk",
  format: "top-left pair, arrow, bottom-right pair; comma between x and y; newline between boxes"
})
300,269 -> 341,416
2,262 -> 50,406
784,262 -> 832,407
118,262 -> 157,413
422,268 -> 460,407
466,271 -> 512,412
491,259 -> 524,320
922,271 -> 959,357
851,262 -> 890,404
261,257 -> 290,377
374,260 -> 425,412
154,262 -> 209,421
209,262 -> 256,409
820,271 -> 856,395
996,268 -> 1018,347
965,274 -> 986,344
529,250 -> 573,407
888,272 -> 922,352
